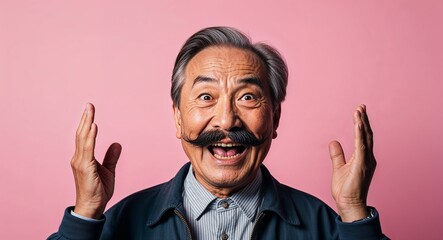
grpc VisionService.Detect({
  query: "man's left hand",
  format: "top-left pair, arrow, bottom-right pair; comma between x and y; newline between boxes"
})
329,104 -> 377,222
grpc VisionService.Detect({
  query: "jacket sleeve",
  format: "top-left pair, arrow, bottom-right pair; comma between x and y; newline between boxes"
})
47,207 -> 106,240
335,207 -> 390,240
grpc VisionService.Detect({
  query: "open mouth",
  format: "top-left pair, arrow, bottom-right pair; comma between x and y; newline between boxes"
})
208,143 -> 246,160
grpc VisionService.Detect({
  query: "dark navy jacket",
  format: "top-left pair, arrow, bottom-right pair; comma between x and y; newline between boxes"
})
49,163 -> 388,239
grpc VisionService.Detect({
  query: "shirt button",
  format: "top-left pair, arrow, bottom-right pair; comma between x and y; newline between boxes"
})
221,232 -> 229,240
221,200 -> 229,209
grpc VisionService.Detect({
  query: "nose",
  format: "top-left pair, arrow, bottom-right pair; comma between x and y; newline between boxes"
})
211,97 -> 242,131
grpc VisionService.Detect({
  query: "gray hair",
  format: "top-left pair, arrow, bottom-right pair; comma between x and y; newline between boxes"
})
171,26 -> 288,109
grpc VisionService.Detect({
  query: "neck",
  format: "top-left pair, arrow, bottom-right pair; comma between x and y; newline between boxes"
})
192,169 -> 260,199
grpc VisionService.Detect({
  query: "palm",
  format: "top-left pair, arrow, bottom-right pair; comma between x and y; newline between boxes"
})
97,163 -> 115,201
81,158 -> 116,206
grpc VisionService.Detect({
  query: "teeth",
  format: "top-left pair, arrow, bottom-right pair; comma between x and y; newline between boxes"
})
213,153 -> 241,159
211,143 -> 242,147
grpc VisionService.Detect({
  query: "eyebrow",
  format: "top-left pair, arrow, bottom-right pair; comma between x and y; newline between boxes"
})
238,77 -> 263,89
192,76 -> 264,89
192,76 -> 217,87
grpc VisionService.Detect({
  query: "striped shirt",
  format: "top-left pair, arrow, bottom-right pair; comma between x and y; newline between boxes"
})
183,166 -> 263,240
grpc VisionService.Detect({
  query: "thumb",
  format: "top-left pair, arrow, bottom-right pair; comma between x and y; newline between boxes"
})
329,140 -> 346,170
102,142 -> 122,174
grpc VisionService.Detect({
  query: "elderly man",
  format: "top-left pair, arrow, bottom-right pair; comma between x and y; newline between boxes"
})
49,27 -> 388,239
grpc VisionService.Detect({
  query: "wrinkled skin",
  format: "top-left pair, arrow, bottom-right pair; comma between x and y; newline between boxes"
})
173,46 -> 280,198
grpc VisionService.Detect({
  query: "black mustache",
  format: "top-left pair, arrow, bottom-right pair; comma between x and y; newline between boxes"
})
184,128 -> 266,147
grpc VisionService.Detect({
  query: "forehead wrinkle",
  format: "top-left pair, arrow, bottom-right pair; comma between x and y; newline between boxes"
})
185,46 -> 267,89
205,61 -> 264,82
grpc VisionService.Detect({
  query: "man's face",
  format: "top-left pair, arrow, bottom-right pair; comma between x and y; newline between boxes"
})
174,46 -> 280,197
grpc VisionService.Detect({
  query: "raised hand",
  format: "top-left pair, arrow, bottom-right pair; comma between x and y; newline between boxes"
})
329,104 -> 377,222
70,103 -> 122,219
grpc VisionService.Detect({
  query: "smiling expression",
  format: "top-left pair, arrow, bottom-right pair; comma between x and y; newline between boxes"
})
173,46 -> 280,198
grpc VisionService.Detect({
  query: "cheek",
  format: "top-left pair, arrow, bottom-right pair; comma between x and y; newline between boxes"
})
181,107 -> 213,136
243,109 -> 274,136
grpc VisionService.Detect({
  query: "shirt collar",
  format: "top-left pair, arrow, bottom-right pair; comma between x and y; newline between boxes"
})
230,169 -> 262,220
183,165 -> 263,222
183,165 -> 217,220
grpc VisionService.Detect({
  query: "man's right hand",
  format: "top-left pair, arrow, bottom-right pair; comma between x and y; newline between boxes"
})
70,103 -> 122,219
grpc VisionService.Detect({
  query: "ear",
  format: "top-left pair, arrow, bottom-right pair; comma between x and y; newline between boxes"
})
173,104 -> 182,139
272,104 -> 281,139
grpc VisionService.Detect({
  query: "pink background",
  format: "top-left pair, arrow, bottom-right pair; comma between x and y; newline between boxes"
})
1,1 -> 442,239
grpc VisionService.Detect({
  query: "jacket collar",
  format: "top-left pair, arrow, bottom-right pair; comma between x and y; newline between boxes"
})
146,162 -> 301,226
259,165 -> 301,226
145,163 -> 190,226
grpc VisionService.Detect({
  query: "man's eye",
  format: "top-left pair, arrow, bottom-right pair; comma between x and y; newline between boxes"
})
199,94 -> 213,101
241,94 -> 255,101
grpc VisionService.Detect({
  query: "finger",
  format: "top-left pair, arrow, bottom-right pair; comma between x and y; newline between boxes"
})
102,143 -> 122,175
75,106 -> 88,150
83,122 -> 98,161
76,105 -> 88,136
78,103 -> 96,141
360,105 -> 374,151
329,140 -> 346,170
76,104 -> 95,154
353,108 -> 366,162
